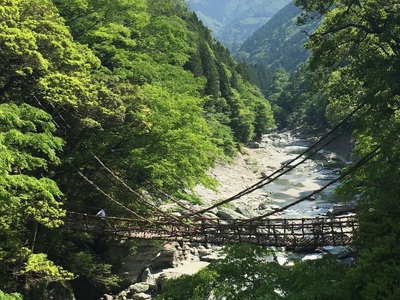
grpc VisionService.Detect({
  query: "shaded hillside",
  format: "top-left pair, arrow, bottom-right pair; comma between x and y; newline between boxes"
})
236,1 -> 319,72
186,0 -> 291,53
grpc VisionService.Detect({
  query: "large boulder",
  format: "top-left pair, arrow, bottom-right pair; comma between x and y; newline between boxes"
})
132,292 -> 152,300
101,239 -> 163,288
322,245 -> 355,258
327,203 -> 356,216
217,206 -> 246,219
235,204 -> 257,218
156,271 -> 183,287
128,282 -> 150,294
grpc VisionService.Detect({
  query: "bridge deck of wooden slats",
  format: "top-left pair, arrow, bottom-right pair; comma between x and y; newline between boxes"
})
64,212 -> 358,247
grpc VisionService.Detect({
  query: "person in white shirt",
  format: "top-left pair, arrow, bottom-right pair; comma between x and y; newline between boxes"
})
96,208 -> 107,228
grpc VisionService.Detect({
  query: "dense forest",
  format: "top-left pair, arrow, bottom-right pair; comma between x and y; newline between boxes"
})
158,0 -> 400,299
2,0 -> 400,299
235,1 -> 323,129
236,1 -> 315,73
0,0 -> 274,298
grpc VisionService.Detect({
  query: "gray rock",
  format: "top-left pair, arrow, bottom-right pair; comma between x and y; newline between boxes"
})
201,253 -> 222,262
235,204 -> 256,218
102,239 -> 164,288
322,245 -> 354,258
140,268 -> 156,286
197,247 -> 213,257
258,202 -> 275,212
201,212 -> 219,219
129,283 -> 150,293
132,292 -> 152,300
117,290 -> 128,299
217,207 -> 245,219
152,243 -> 180,269
328,203 -> 356,216
190,247 -> 198,256
156,271 -> 183,286
248,142 -> 261,148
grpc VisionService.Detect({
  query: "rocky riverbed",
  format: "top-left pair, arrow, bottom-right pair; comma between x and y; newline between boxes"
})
194,130 -> 352,217
99,130 -> 355,300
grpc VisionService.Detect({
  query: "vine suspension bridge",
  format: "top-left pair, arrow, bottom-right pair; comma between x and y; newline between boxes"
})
67,105 -> 377,248
65,212 -> 358,248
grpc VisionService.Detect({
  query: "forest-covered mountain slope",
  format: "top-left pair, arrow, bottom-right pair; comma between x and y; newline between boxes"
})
186,0 -> 291,53
236,1 -> 319,73
0,0 -> 274,298
231,2 -> 321,129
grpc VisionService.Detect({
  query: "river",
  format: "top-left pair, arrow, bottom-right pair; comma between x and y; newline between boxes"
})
261,133 -> 349,219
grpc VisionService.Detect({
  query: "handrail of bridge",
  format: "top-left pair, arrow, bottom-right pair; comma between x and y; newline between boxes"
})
63,211 -> 358,247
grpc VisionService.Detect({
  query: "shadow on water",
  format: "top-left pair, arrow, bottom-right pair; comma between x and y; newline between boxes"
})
287,146 -> 346,169
264,145 -> 347,218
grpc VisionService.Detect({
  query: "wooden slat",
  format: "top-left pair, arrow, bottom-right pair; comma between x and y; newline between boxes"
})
63,212 -> 358,247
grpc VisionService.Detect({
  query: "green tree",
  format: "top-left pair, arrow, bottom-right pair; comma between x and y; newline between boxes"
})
121,83 -> 220,195
266,68 -> 292,128
0,0 -> 124,293
0,290 -> 23,300
0,103 -> 65,292
216,90 -> 254,144
240,84 -> 275,139
199,42 -> 220,98
295,0 -> 400,298
53,0 -> 149,42
158,244 -> 347,300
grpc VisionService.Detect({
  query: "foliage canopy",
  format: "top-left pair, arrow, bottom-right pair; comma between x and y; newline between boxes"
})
0,0 -> 274,296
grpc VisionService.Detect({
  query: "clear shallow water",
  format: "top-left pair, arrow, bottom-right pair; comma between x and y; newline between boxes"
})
260,137 -> 352,261
263,145 -> 345,218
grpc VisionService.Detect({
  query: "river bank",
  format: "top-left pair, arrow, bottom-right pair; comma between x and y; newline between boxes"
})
99,130 -> 355,300
195,129 -> 351,216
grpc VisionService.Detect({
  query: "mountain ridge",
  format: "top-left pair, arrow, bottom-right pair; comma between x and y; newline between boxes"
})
186,0 -> 291,53
236,1 -> 319,72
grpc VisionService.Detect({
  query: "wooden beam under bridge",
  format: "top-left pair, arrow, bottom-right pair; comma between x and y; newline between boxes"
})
63,211 -> 358,247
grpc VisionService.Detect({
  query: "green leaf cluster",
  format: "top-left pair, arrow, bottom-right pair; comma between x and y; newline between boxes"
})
21,253 -> 75,287
0,101 -> 65,296
257,64 -> 327,130
0,290 -> 23,300
157,244 -> 348,300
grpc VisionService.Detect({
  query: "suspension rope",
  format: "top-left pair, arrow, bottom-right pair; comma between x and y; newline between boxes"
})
97,148 -> 197,213
235,146 -> 381,225
73,165 -> 149,222
90,153 -> 195,225
180,103 -> 365,218
88,136 -> 197,213
74,168 -> 187,235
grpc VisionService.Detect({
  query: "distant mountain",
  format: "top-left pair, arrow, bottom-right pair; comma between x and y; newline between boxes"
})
186,0 -> 291,54
235,1 -> 319,73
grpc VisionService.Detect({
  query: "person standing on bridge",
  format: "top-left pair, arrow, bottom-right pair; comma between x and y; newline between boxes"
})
312,216 -> 323,241
96,208 -> 107,229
